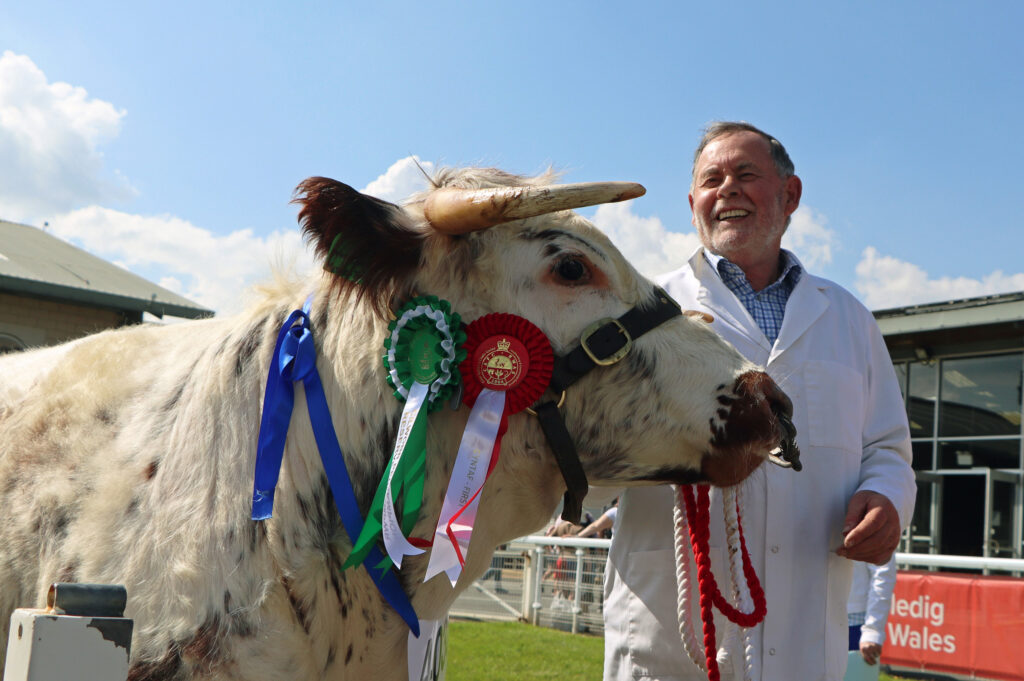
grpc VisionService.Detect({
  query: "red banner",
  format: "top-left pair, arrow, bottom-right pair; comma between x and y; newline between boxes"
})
882,570 -> 1024,681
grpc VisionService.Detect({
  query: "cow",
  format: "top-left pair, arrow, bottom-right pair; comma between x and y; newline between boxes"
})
0,166 -> 797,680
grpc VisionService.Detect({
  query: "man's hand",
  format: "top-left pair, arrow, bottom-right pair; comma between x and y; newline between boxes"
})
836,490 -> 901,564
859,641 -> 882,665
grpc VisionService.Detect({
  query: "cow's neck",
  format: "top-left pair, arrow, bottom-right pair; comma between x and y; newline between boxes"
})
263,290 -> 564,676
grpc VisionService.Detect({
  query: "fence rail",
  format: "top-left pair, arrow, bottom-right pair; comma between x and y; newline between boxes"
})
450,536 -> 1024,636
449,536 -> 609,635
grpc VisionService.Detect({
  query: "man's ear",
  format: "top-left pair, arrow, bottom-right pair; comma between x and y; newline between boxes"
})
783,175 -> 802,217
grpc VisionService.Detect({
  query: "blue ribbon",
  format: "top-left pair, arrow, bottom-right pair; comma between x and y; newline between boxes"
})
251,300 -> 420,636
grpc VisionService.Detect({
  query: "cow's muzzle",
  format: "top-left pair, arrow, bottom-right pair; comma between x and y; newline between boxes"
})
703,370 -> 801,485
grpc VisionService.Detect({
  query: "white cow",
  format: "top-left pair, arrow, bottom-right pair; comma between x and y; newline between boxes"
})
0,167 -> 796,680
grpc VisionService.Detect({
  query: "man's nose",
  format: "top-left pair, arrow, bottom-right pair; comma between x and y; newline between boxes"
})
716,174 -> 739,197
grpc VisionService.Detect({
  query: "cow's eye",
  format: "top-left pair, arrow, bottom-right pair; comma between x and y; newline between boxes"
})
553,257 -> 590,285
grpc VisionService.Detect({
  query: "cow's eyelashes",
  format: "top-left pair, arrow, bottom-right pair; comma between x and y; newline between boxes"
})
552,256 -> 591,286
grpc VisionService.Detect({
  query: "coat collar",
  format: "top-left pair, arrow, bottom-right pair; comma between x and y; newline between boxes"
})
688,247 -> 830,359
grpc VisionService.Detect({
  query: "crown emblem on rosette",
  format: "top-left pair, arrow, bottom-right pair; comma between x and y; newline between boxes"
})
477,335 -> 527,389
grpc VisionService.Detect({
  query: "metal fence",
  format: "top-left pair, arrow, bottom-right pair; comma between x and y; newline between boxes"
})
449,536 -> 610,635
450,536 -> 1024,637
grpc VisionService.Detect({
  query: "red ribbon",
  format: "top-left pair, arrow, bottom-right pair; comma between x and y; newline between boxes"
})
444,314 -> 552,556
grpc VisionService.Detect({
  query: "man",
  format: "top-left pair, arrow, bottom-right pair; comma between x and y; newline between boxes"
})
577,500 -> 618,539
602,122 -> 915,681
845,556 -> 898,680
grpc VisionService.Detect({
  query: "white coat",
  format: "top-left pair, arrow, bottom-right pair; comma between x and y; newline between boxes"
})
603,248 -> 915,681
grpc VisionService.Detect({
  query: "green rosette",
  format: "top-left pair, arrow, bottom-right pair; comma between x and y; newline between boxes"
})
343,296 -> 466,572
382,295 -> 467,412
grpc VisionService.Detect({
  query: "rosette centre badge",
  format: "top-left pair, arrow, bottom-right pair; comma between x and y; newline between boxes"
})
474,336 -> 530,390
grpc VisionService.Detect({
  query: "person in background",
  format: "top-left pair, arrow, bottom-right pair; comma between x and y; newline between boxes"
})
602,121 -> 916,681
845,556 -> 898,680
577,500 -> 618,539
543,520 -> 582,604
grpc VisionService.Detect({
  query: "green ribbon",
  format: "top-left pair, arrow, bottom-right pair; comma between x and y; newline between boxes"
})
327,233 -> 365,284
343,296 -> 465,571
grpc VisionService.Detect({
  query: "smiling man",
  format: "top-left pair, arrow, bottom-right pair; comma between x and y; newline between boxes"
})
602,122 -> 916,681
689,127 -> 801,292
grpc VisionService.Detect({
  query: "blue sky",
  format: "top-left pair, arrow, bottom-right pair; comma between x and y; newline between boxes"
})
2,1 -> 1022,317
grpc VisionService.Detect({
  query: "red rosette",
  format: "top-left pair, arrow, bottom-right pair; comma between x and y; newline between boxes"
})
459,313 -> 553,415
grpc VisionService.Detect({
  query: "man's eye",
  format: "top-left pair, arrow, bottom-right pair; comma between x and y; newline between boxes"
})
554,257 -> 590,284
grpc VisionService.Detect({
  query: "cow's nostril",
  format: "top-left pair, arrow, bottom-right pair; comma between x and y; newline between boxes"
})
769,383 -> 794,420
733,370 -> 801,471
777,414 -> 802,471
735,370 -> 793,419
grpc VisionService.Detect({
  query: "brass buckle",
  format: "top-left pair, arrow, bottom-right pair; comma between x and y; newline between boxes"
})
580,318 -> 632,366
525,391 -> 566,416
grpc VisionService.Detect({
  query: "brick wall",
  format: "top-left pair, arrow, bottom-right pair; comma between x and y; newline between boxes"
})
0,291 -> 133,351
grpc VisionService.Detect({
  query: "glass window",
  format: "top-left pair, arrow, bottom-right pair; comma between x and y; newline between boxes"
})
908,361 -> 937,437
909,479 -> 932,541
990,480 -> 1016,558
939,475 -> 985,557
939,354 -> 1022,437
894,363 -> 907,400
911,441 -> 934,470
939,439 -> 1021,470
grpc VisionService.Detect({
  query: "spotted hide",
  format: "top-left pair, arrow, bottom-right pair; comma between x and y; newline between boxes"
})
0,167 -> 795,680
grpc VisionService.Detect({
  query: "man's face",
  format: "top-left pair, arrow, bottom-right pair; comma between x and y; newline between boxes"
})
689,131 -> 801,268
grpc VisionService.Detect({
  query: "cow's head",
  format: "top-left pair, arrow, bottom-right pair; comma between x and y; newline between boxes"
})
293,168 -> 797,498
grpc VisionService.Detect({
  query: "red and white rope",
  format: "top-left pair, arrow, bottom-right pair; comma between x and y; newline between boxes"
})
674,484 -> 766,681
722,485 -> 759,681
673,489 -> 707,671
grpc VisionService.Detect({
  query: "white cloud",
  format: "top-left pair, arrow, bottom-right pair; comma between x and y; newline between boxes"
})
48,206 -> 315,317
590,202 -> 700,279
0,52 -> 319,318
0,51 -> 133,224
855,246 -> 1024,310
361,156 -> 433,203
591,202 -> 836,281
782,206 -> 835,271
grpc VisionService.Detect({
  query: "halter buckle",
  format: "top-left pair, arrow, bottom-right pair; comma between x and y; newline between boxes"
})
580,318 -> 632,366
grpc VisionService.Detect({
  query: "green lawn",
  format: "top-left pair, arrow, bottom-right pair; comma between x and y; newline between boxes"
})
446,619 -> 603,681
446,619 -> 908,681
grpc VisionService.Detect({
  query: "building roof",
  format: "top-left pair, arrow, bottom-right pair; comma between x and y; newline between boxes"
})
874,291 -> 1024,361
874,291 -> 1024,335
0,219 -> 213,319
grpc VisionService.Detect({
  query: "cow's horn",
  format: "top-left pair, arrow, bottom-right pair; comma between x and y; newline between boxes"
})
423,181 -> 646,235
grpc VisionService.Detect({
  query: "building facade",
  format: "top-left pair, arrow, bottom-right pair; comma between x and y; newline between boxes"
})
877,292 -> 1024,562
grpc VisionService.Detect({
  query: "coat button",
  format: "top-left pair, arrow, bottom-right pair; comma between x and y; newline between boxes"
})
770,545 -> 780,553
769,648 -> 776,656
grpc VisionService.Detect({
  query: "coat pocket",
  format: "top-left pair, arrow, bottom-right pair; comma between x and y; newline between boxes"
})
624,548 -> 735,680
803,360 -> 864,452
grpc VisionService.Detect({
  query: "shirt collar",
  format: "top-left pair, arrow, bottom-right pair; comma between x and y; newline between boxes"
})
703,248 -> 803,291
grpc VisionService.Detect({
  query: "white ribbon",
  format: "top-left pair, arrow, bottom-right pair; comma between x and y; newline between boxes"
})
407,618 -> 447,681
424,388 -> 506,586
381,381 -> 428,567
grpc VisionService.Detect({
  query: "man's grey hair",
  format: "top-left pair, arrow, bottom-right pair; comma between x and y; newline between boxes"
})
690,121 -> 795,189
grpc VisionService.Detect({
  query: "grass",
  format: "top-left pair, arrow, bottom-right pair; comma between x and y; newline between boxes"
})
445,619 -> 911,681
446,619 -> 603,681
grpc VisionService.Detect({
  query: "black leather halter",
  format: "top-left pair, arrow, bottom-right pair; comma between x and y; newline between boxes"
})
533,288 -> 683,523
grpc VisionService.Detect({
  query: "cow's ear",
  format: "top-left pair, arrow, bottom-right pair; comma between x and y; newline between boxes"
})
294,177 -> 424,317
